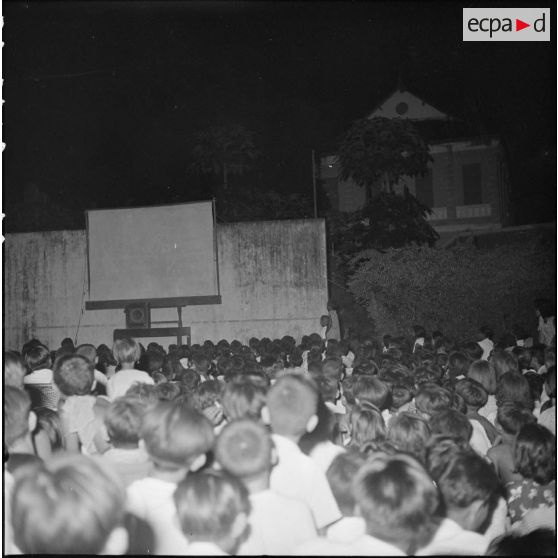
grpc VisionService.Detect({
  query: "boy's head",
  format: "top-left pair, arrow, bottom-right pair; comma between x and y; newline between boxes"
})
353,453 -> 440,554
53,354 -> 95,396
321,357 -> 344,381
191,379 -> 224,411
174,469 -> 250,554
495,401 -> 536,437
387,412 -> 431,463
428,409 -> 472,446
454,379 -> 488,411
266,373 -> 318,438
513,423 -> 556,485
390,384 -> 413,410
495,372 -> 534,410
221,378 -> 267,422
320,314 -> 330,328
4,351 -> 27,388
139,350 -> 165,375
433,449 -> 501,533
11,454 -> 128,554
140,402 -> 214,470
104,397 -> 146,447
349,403 -> 386,449
310,372 -> 339,404
353,376 -> 390,409
414,385 -> 453,418
215,419 -> 273,480
75,344 -> 98,365
24,343 -> 52,372
112,338 -> 141,365
326,452 -> 366,517
467,359 -> 496,395
4,386 -> 35,447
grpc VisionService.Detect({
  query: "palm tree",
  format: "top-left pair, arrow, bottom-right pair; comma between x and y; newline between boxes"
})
189,125 -> 259,190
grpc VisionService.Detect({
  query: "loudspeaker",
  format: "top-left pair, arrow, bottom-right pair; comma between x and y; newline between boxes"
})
125,303 -> 150,329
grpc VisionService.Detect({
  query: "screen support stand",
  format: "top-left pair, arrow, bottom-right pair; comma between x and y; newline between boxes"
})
177,306 -> 183,346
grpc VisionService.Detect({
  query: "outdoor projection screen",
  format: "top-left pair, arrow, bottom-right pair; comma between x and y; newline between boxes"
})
86,201 -> 219,303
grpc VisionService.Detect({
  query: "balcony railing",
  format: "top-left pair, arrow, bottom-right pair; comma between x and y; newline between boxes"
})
456,204 -> 492,219
426,207 -> 448,221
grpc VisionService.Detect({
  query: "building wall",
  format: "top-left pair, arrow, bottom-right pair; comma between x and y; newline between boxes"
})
4,220 -> 327,350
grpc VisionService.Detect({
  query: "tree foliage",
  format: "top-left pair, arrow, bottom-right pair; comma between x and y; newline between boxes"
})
337,117 -> 432,192
189,125 -> 259,189
347,238 -> 556,340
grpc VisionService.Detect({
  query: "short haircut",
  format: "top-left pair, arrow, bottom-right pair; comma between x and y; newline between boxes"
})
310,373 -> 339,403
447,351 -> 470,377
191,380 -> 223,411
112,338 -> 141,365
215,419 -> 272,479
461,341 -> 483,362
349,403 -> 386,449
174,469 -> 250,544
353,453 -> 440,554
490,349 -> 519,381
467,359 -> 497,395
326,452 -> 366,516
341,375 -> 357,405
414,385 -> 453,417
429,410 -> 473,446
455,379 -> 488,409
425,434 -> 470,480
140,402 -> 214,468
221,378 -> 267,422
495,372 -> 534,410
435,449 -> 501,512
387,412 -> 431,463
11,454 -> 126,554
513,423 -> 556,485
267,373 -> 318,437
125,383 -> 160,405
4,386 -> 32,445
353,376 -> 390,409
321,357 -> 344,381
155,381 -> 182,402
496,401 -> 536,436
24,344 -> 52,372
104,397 -> 146,445
4,351 -> 27,388
75,343 -> 97,364
138,350 -> 165,374
53,354 -> 94,396
33,407 -> 64,453
390,384 -> 413,410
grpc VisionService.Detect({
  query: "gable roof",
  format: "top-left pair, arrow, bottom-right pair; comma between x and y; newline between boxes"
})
368,88 -> 450,121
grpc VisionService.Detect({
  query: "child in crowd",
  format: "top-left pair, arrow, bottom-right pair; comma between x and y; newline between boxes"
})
101,396 -> 151,487
506,423 -> 556,526
467,359 -> 498,423
478,326 -> 495,360
4,351 -> 27,388
107,338 -> 154,400
126,401 -> 214,554
4,386 -> 42,474
221,377 -> 267,423
215,419 -> 317,554
487,401 -> 536,484
75,343 -> 109,396
414,384 -> 453,419
22,343 -> 60,410
174,469 -> 251,555
266,373 -> 342,530
10,454 -> 128,554
191,379 -> 226,432
53,353 -> 109,455
346,402 -> 386,451
428,409 -> 473,448
538,366 -> 556,434
388,384 -> 413,417
387,411 -> 431,464
32,406 -> 64,460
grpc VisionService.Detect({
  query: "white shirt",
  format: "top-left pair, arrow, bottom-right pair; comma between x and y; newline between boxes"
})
184,542 -> 228,555
127,476 -> 189,555
416,518 -> 488,556
538,406 -> 556,435
101,447 -> 151,488
23,367 -> 53,384
295,516 -> 405,556
477,338 -> 494,361
469,419 -> 492,456
309,440 -> 346,473
238,489 -> 317,555
478,394 -> 498,424
270,434 -> 342,530
106,368 -> 154,400
61,395 -> 101,455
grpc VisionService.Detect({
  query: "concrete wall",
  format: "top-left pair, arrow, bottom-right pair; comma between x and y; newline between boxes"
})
4,220 -> 327,350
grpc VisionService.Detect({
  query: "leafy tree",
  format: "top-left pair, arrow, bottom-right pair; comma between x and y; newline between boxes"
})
337,116 -> 432,199
189,125 -> 259,190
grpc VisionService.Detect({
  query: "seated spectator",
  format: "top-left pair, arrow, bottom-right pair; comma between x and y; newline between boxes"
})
191,379 -> 226,432
32,406 -> 64,460
4,351 -> 26,388
4,386 -> 42,474
346,402 -> 386,451
414,384 -> 453,419
107,338 -> 154,400
53,353 -> 109,455
127,402 -> 214,554
75,343 -> 109,396
10,454 -> 128,554
421,449 -> 502,555
22,343 -> 59,410
467,359 -> 498,423
492,372 -> 535,425
487,402 -> 536,484
215,419 -> 317,554
266,373 -> 342,530
101,397 -> 151,488
429,409 -> 473,448
174,469 -> 250,555
506,423 -> 556,526
221,377 -> 267,423
388,384 -> 413,417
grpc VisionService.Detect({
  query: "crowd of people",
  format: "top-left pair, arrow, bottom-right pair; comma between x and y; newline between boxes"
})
3,315 -> 557,555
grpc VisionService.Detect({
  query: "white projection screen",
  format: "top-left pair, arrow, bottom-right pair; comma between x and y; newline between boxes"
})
86,201 -> 219,302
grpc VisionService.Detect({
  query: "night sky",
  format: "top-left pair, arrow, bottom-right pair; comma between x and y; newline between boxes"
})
3,1 -> 556,231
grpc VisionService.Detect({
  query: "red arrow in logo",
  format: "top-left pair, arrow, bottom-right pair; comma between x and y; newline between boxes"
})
516,19 -> 530,31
